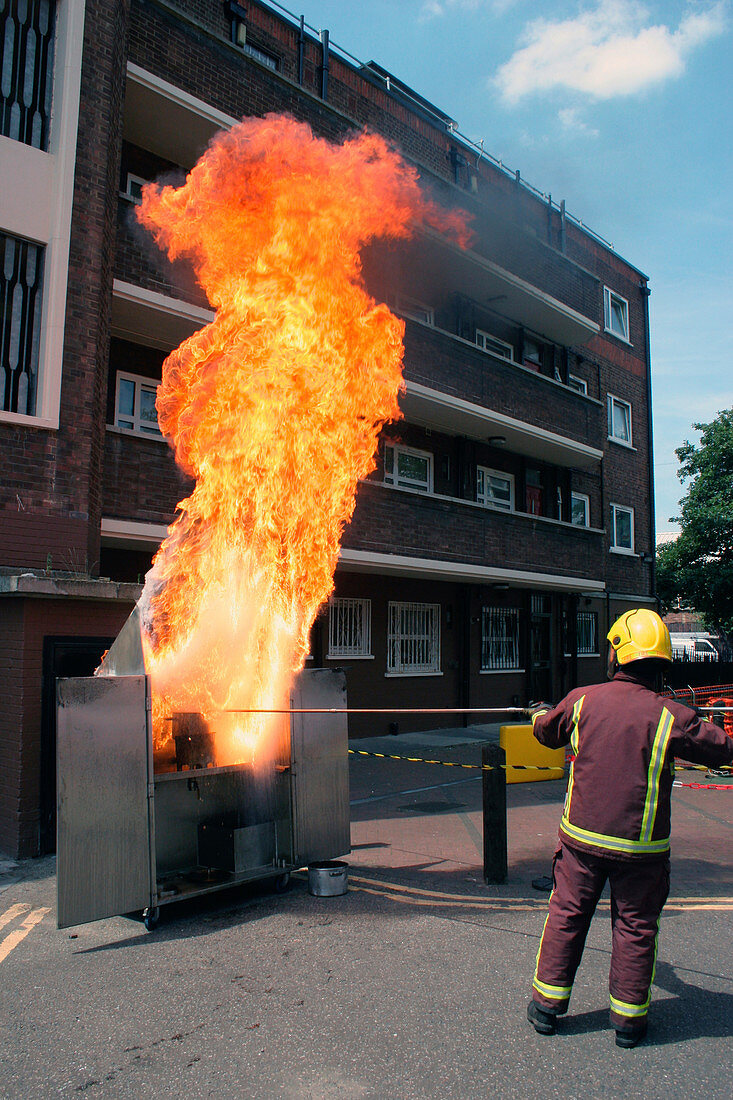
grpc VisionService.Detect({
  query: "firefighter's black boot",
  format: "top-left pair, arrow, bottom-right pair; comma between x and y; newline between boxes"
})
614,1021 -> 648,1048
527,1000 -> 557,1035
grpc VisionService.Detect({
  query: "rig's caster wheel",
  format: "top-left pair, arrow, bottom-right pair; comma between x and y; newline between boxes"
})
273,873 -> 291,894
142,906 -> 160,931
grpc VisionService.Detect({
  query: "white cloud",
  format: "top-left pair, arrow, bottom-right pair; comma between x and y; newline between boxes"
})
495,1 -> 728,103
420,0 -> 519,18
558,106 -> 600,137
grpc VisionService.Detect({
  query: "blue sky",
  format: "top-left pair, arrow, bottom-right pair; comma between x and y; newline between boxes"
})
292,0 -> 732,534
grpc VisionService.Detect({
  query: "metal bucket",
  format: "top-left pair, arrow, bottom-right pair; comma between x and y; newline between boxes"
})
308,861 -> 348,897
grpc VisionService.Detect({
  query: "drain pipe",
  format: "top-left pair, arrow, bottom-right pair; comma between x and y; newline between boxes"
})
297,15 -> 305,84
320,28 -> 329,100
640,279 -> 657,603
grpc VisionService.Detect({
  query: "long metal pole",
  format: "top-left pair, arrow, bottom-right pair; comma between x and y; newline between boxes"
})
223,706 -> 532,715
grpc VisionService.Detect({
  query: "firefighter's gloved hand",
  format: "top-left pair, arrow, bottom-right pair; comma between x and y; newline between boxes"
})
527,701 -> 553,721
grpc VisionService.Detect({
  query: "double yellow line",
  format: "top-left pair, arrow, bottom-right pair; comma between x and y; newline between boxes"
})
347,874 -> 733,913
0,903 -> 50,964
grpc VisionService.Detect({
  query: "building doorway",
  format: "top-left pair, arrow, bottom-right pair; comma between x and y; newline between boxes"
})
529,594 -> 553,702
40,636 -> 114,855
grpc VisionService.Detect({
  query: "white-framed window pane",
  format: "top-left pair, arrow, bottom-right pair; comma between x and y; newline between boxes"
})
571,493 -> 589,527
477,466 -> 513,512
577,611 -> 598,655
567,374 -> 587,395
611,505 -> 634,550
328,597 -> 371,658
608,395 -> 631,443
390,295 -> 434,326
115,372 -> 162,436
384,444 -> 433,493
604,287 -> 629,341
481,607 -> 520,671
387,602 -> 440,674
476,329 -> 513,360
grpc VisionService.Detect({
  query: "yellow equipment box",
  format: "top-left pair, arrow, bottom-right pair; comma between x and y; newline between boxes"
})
499,724 -> 565,784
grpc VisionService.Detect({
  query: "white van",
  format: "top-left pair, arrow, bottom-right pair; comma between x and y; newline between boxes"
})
669,633 -> 719,662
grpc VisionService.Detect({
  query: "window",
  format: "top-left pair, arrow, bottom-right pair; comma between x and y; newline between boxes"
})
387,602 -> 441,675
384,444 -> 433,493
476,329 -> 513,360
476,466 -> 514,512
608,395 -> 632,445
1,232 -> 44,416
228,2 -> 279,68
563,609 -> 599,656
610,503 -> 634,553
328,598 -> 372,658
567,374 -> 587,395
481,608 -> 521,671
121,173 -> 148,204
577,611 -> 599,655
390,294 -> 434,326
571,492 -> 590,527
114,372 -> 162,435
1,0 -> 56,150
603,287 -> 630,342
522,336 -> 548,371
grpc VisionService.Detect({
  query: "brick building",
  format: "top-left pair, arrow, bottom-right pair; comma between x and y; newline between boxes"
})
0,0 -> 656,858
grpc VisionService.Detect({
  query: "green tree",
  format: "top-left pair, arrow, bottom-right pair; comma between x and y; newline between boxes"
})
656,408 -> 733,635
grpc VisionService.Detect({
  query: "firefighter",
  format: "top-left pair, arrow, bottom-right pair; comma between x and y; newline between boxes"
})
526,608 -> 733,1048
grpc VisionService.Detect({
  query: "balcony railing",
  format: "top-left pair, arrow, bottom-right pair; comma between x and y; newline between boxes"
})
344,480 -> 604,582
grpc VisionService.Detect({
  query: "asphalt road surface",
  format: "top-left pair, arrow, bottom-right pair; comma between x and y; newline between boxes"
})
1,731 -> 731,1099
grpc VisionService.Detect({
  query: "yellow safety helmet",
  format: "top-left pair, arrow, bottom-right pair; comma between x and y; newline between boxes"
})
607,608 -> 672,665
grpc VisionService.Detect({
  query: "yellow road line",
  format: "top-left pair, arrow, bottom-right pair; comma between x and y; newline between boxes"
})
0,908 -> 50,964
348,875 -> 733,912
0,903 -> 30,932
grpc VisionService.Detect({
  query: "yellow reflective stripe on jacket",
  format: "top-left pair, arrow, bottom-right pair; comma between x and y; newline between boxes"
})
531,709 -> 548,728
639,707 -> 674,843
563,695 -> 585,819
559,816 -> 670,856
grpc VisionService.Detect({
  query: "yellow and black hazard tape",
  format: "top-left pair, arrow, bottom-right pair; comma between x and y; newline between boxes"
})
348,748 -> 732,776
347,748 -> 561,772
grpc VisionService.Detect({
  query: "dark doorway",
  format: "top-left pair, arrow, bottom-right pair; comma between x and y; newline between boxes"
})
40,636 -> 114,854
529,594 -> 553,702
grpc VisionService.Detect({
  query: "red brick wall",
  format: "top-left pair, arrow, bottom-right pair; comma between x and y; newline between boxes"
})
0,596 -> 134,858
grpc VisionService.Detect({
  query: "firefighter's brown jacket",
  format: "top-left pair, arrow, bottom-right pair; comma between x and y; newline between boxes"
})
532,669 -> 733,860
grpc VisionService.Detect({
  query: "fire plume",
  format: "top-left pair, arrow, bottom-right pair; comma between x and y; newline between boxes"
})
136,114 -> 467,766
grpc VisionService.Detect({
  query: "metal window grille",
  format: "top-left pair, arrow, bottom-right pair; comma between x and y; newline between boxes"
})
1,0 -> 56,150
328,597 -> 371,657
1,231 -> 43,415
577,611 -> 598,655
481,607 -> 520,671
387,602 -> 440,674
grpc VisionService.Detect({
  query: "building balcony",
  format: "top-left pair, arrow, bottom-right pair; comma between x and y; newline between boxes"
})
402,323 -> 604,469
341,480 -> 605,591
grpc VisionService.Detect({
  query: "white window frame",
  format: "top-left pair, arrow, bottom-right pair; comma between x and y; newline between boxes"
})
571,492 -> 590,527
384,443 -> 434,493
476,329 -> 514,361
387,601 -> 441,676
481,607 -> 522,673
120,172 -> 148,204
327,597 -> 373,659
607,394 -> 633,446
603,286 -> 630,343
567,374 -> 587,395
114,371 -> 162,436
390,294 -> 434,326
476,466 -> 514,513
610,503 -> 635,554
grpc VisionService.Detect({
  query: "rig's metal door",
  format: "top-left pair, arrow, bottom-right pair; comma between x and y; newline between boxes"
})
290,668 -> 350,864
56,676 -> 153,928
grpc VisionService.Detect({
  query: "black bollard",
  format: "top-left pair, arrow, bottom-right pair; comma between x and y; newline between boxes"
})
482,743 -> 507,884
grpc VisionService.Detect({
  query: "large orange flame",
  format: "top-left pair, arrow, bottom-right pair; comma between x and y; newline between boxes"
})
136,114 -> 467,766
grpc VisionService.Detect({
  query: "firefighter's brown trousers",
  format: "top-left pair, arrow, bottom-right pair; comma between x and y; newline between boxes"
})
532,842 -> 670,1029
